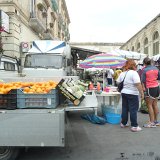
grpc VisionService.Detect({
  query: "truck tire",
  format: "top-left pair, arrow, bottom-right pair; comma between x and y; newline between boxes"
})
0,147 -> 19,160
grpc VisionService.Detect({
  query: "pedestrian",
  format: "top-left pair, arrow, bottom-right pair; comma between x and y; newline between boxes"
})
141,57 -> 160,128
113,68 -> 122,86
117,59 -> 144,132
106,68 -> 114,86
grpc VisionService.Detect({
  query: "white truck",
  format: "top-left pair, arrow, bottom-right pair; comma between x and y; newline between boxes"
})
0,48 -> 67,160
0,42 -> 98,160
22,40 -> 73,77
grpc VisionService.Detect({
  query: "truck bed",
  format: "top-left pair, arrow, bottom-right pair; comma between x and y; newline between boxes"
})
0,108 -> 65,147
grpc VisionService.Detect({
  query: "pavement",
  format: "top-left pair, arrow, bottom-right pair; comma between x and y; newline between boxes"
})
17,99 -> 160,160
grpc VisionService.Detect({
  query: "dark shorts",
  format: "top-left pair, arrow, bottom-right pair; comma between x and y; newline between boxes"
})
146,86 -> 159,99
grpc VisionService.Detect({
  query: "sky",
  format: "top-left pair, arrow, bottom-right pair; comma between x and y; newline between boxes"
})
65,0 -> 160,43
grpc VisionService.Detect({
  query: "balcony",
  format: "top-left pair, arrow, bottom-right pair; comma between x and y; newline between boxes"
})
29,10 -> 46,34
43,29 -> 54,40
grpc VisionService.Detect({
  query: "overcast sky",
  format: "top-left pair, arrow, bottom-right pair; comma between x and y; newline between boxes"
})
65,0 -> 160,43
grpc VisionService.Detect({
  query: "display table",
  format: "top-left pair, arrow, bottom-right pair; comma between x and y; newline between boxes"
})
96,91 -> 121,108
64,91 -> 98,115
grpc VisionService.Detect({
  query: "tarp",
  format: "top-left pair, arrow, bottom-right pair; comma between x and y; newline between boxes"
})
110,49 -> 147,60
27,40 -> 66,54
151,54 -> 160,61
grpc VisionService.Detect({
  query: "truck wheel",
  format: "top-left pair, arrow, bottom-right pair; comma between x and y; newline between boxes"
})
0,147 -> 19,160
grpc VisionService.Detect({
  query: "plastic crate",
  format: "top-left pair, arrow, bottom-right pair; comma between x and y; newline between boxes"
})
0,89 -> 17,110
16,89 -> 59,109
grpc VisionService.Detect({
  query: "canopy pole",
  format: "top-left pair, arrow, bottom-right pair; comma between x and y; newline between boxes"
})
103,69 -> 105,91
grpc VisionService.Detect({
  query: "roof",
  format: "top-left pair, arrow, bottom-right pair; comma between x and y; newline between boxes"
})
71,46 -> 103,60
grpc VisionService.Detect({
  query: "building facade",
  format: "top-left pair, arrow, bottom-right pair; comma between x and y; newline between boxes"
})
120,13 -> 160,57
0,0 -> 70,58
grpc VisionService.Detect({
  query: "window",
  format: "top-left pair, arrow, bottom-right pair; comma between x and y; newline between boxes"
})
137,42 -> 140,53
131,46 -> 134,51
144,38 -> 149,54
153,31 -> 159,55
4,62 -> 16,71
24,54 -> 63,69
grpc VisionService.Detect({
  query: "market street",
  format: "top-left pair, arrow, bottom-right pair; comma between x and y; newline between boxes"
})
17,99 -> 160,160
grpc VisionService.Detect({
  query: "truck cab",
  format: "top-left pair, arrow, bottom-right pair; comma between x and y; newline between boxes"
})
22,40 -> 72,77
0,54 -> 19,78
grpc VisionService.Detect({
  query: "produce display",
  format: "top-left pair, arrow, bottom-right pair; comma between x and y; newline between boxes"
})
62,79 -> 88,99
56,78 -> 88,106
0,80 -> 58,94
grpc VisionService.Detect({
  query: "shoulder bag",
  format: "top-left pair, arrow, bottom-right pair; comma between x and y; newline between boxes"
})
117,71 -> 128,92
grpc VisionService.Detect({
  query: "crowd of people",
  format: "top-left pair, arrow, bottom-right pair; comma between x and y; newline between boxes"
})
85,57 -> 160,132
115,58 -> 160,132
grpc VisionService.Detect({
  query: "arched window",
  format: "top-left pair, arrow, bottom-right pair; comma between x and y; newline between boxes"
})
137,42 -> 140,53
144,37 -> 148,54
131,46 -> 134,51
153,31 -> 159,55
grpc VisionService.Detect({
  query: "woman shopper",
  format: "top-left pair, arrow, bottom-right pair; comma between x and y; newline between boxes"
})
117,59 -> 144,132
141,57 -> 160,128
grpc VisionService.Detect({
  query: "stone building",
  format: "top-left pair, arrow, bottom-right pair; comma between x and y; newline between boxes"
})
120,13 -> 160,57
0,0 -> 70,58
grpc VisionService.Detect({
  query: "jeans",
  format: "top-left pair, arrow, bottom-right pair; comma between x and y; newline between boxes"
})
107,78 -> 112,85
121,93 -> 139,127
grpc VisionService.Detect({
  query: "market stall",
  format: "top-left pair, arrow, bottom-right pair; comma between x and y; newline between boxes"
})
64,91 -> 98,115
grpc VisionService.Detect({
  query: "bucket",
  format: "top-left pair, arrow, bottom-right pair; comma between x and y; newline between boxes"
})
101,105 -> 121,115
105,113 -> 121,124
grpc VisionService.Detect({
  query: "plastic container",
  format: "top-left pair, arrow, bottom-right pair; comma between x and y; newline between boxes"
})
89,82 -> 94,90
16,89 -> 59,109
105,113 -> 121,124
0,89 -> 17,110
96,82 -> 101,92
101,105 -> 121,115
104,87 -> 110,92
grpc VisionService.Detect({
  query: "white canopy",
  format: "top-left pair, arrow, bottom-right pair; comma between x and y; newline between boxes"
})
110,49 -> 147,60
151,54 -> 160,61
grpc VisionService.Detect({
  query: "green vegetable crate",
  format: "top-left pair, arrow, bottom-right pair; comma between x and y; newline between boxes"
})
56,79 -> 85,106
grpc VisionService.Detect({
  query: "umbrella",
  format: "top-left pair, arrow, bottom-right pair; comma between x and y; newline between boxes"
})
79,53 -> 126,90
79,53 -> 126,68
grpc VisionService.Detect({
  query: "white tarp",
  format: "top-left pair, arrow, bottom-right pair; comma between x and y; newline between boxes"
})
110,49 -> 147,60
151,54 -> 160,61
27,40 -> 66,54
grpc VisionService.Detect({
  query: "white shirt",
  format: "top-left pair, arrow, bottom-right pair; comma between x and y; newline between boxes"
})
117,70 -> 140,95
107,69 -> 114,78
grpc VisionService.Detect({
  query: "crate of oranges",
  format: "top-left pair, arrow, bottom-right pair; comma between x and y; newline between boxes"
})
0,80 -> 59,109
0,89 -> 17,109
